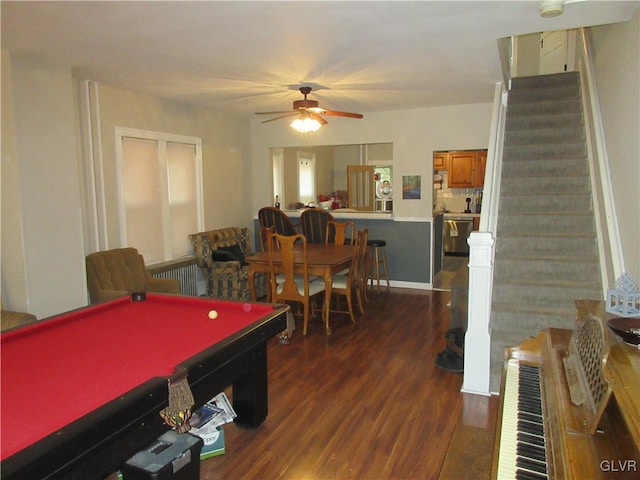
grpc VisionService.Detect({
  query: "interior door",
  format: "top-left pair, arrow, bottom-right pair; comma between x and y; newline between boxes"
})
347,165 -> 374,211
540,30 -> 568,74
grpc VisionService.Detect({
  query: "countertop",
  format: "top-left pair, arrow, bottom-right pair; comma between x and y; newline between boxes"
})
272,209 -> 394,220
434,211 -> 480,219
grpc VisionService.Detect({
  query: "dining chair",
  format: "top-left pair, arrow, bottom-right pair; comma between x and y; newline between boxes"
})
326,220 -> 355,246
258,207 -> 298,236
300,208 -> 334,244
259,225 -> 275,252
329,228 -> 369,324
266,232 -> 325,335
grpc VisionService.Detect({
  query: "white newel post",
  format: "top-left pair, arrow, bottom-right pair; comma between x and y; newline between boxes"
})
462,231 -> 495,395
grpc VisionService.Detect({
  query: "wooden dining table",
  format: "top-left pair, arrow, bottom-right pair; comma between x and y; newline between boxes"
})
245,243 -> 354,335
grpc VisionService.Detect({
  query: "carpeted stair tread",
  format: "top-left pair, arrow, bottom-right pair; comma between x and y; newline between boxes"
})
494,257 -> 599,282
499,176 -> 591,196
496,235 -> 598,257
506,112 -> 583,130
491,301 -> 577,316
492,277 -> 601,291
499,193 -> 592,213
491,283 -> 601,308
506,98 -> 582,116
502,142 -> 587,160
490,307 -> 576,336
505,126 -> 585,145
502,159 -> 589,177
494,252 -> 599,262
497,215 -> 595,236
511,72 -> 580,88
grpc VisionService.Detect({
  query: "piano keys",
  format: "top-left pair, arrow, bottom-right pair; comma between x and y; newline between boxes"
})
496,360 -> 549,479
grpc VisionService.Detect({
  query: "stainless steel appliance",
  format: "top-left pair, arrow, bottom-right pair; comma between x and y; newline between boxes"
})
443,217 -> 474,255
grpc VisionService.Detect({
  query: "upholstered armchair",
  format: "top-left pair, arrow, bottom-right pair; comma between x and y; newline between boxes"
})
1,309 -> 38,332
86,247 -> 180,304
189,227 -> 267,301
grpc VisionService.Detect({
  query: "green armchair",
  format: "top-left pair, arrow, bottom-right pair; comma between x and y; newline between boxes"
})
189,227 -> 267,301
86,247 -> 180,304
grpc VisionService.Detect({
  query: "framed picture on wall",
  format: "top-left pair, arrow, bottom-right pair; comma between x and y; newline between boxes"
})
402,175 -> 421,199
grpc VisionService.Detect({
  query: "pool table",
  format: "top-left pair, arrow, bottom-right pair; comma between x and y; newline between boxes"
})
1,293 -> 287,480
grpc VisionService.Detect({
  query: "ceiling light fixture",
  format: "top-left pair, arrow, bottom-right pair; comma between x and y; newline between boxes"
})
539,0 -> 564,18
290,113 -> 323,133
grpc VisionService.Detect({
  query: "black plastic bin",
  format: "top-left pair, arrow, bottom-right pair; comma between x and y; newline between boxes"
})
121,431 -> 203,480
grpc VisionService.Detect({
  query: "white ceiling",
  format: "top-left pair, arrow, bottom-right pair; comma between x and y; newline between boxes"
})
2,1 -> 638,119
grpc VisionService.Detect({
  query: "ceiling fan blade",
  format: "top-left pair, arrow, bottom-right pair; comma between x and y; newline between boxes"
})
310,113 -> 328,126
314,109 -> 363,119
255,110 -> 296,115
261,112 -> 299,123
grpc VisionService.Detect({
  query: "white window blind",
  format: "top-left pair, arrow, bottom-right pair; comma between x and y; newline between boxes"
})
167,142 -> 199,258
116,128 -> 203,264
122,138 -> 165,262
297,152 -> 316,205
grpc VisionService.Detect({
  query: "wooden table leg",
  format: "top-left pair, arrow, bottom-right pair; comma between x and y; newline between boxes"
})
248,265 -> 257,301
323,270 -> 332,335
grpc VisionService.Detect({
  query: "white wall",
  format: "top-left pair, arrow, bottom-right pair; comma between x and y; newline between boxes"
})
2,54 -> 87,318
590,11 -> 640,282
1,50 -> 29,311
250,103 -> 494,220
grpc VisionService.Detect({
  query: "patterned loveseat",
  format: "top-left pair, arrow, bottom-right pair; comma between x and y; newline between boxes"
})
189,227 -> 267,301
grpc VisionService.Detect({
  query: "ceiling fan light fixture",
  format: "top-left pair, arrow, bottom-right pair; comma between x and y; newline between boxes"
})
539,0 -> 564,18
290,114 -> 323,133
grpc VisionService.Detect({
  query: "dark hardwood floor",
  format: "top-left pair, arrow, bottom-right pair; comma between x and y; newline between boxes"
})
198,288 -> 498,480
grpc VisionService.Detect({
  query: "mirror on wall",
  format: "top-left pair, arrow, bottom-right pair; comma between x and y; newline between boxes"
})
271,143 -> 393,211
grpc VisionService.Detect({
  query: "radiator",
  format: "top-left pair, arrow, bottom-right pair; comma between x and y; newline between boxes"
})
150,258 -> 199,296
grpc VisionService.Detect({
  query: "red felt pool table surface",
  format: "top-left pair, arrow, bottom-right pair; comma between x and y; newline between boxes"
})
1,293 -> 277,461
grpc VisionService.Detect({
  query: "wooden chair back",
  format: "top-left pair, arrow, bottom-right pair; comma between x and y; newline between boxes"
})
300,209 -> 334,244
326,220 -> 355,246
267,233 -> 308,301
266,232 -> 325,335
327,228 -> 369,324
258,207 -> 297,236
259,225 -> 275,252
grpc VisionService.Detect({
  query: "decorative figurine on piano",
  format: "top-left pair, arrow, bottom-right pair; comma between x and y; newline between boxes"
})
606,273 -> 640,318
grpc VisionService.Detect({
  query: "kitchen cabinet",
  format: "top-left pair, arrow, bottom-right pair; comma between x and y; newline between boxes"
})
433,152 -> 448,171
434,149 -> 487,188
475,150 -> 487,187
448,151 -> 476,187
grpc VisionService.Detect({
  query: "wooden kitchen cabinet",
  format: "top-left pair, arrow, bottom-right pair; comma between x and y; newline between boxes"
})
475,150 -> 487,187
433,152 -> 448,171
447,151 -> 476,187
437,149 -> 487,188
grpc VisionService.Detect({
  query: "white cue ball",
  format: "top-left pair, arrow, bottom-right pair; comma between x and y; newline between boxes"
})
208,310 -> 218,320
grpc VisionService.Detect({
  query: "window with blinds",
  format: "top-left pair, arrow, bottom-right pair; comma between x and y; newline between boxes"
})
115,128 -> 203,264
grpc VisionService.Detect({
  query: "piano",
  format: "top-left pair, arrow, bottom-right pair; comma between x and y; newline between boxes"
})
492,300 -> 640,479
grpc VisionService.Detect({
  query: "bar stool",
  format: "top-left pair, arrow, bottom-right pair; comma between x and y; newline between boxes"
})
366,239 -> 390,294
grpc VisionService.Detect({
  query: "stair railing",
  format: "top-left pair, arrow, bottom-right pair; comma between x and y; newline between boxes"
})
462,81 -> 507,396
576,28 -> 625,292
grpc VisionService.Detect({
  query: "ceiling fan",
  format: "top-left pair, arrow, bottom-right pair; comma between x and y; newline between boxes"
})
255,86 -> 363,132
